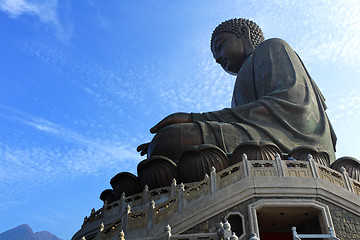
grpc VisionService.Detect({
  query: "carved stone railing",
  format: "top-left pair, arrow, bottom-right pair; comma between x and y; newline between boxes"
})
77,154 -> 360,240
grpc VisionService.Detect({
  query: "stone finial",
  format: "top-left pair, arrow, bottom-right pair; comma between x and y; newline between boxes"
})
223,220 -> 231,230
230,232 -> 239,240
204,173 -> 209,179
81,236 -> 86,240
164,224 -> 171,232
223,220 -> 232,239
307,153 -> 314,161
249,233 -> 260,240
218,221 -> 224,229
126,204 -> 131,214
91,208 -> 95,215
180,182 -> 185,191
144,185 -> 149,192
211,166 -> 216,173
164,224 -> 172,239
100,222 -> 104,232
150,200 -> 155,209
119,230 -> 125,240
172,178 -> 177,186
242,153 -> 248,161
340,167 -> 346,173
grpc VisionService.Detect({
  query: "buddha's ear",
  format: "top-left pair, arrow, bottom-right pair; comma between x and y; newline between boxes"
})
238,24 -> 254,49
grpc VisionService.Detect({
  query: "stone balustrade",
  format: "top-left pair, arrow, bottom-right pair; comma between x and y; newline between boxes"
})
78,154 -> 360,240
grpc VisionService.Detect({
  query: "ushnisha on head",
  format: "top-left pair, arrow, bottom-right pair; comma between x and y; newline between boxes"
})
211,18 -> 264,75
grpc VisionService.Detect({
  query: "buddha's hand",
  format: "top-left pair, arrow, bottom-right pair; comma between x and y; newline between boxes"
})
137,142 -> 150,156
150,112 -> 192,133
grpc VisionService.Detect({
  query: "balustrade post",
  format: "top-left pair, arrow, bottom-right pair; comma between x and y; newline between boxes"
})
210,166 -> 217,194
122,205 -> 131,233
340,167 -> 354,193
96,223 -> 104,240
120,192 -> 126,212
249,232 -> 260,240
178,183 -> 185,211
242,154 -> 250,178
308,154 -> 319,178
102,201 -> 107,217
171,179 -> 177,197
164,224 -> 172,240
230,232 -> 239,240
119,230 -> 125,240
142,185 -> 149,205
147,200 -> 155,230
223,220 -> 232,239
275,153 -> 285,177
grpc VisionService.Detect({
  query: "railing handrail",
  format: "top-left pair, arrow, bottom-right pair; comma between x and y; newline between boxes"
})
292,227 -> 340,240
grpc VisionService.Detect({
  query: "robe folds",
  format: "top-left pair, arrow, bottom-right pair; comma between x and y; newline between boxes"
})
191,38 -> 336,162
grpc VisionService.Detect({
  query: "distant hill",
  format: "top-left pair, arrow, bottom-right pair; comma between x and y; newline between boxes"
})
0,224 -> 62,240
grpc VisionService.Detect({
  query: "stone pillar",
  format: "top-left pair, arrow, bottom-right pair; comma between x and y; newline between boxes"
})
102,201 -> 108,217
210,166 -> 217,194
147,200 -> 155,230
119,230 -> 125,240
308,154 -> 319,178
142,185 -> 149,205
120,192 -> 126,212
97,223 -> 104,240
178,183 -> 185,211
122,205 -> 131,233
275,153 -> 284,177
164,224 -> 171,240
223,220 -> 232,240
249,233 -> 259,240
171,179 -> 177,197
230,232 -> 239,240
242,154 -> 250,178
340,167 -> 354,193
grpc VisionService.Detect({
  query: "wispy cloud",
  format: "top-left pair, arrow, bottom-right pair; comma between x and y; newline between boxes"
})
0,0 -> 72,43
0,106 -> 142,186
253,0 -> 360,72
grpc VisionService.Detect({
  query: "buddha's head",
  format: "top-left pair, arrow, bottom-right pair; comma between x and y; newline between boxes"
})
211,18 -> 264,75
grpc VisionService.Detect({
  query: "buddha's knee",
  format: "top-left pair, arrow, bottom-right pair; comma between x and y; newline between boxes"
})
147,123 -> 202,161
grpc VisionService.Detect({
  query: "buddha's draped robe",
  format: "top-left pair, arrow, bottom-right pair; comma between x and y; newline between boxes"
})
191,38 -> 336,162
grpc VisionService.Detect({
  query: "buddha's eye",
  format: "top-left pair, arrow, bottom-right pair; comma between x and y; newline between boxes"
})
216,39 -> 226,53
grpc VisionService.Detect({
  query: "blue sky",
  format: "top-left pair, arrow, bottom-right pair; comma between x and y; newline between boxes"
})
1,1 -> 360,239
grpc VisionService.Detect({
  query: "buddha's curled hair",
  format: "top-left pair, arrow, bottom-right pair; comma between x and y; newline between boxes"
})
211,18 -> 264,54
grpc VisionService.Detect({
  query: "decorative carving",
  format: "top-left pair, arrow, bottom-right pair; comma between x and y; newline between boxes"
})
137,155 -> 179,190
110,172 -> 141,198
178,144 -> 229,183
290,146 -> 330,166
231,141 -> 281,164
331,157 -> 360,182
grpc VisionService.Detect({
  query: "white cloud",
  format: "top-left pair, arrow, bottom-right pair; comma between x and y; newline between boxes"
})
0,0 -> 72,43
0,107 -> 142,187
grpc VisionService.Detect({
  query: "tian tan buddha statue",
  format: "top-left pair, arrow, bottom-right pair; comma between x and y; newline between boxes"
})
137,18 -> 337,162
103,18 -> 342,200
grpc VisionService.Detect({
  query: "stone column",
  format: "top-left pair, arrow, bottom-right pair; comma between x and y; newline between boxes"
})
308,154 -> 319,178
340,167 -> 354,193
242,154 -> 250,178
275,153 -> 284,177
210,166 -> 217,194
178,183 -> 185,211
142,185 -> 149,205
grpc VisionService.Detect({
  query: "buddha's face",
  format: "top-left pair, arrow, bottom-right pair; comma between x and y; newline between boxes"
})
212,32 -> 247,75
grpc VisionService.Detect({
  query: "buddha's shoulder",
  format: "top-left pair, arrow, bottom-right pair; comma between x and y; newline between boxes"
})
256,38 -> 292,50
